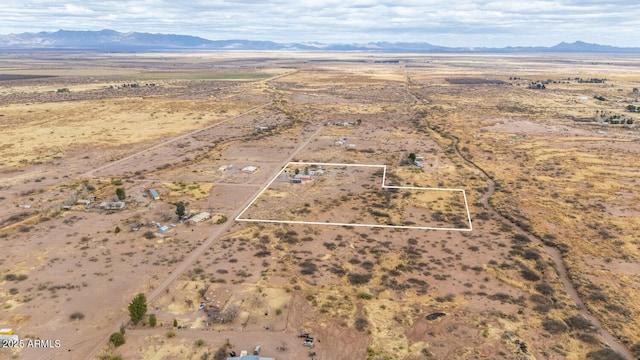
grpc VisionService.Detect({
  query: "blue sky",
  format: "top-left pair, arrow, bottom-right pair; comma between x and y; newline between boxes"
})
3,0 -> 640,47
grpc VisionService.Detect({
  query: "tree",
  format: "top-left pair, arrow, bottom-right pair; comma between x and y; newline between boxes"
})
109,332 -> 125,347
175,202 -> 186,218
149,314 -> 157,327
304,167 -> 309,175
128,293 -> 147,325
408,153 -> 417,164
116,187 -> 126,200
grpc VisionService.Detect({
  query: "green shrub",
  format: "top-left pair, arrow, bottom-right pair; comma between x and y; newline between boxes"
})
109,332 -> 125,347
149,314 -> 157,327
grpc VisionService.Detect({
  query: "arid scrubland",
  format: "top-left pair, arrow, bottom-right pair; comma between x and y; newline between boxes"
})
0,52 -> 638,360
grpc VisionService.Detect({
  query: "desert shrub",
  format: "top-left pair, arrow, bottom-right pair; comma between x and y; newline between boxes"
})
166,331 -> 176,338
488,293 -> 518,304
533,304 -> 551,314
522,249 -> 541,260
564,315 -> 595,332
299,260 -> 318,275
631,343 -> 640,358
572,332 -> 600,344
476,212 -> 490,221
512,234 -> 531,244
360,261 -> 375,270
357,292 -> 373,300
354,317 -> 369,331
605,303 -> 631,317
542,319 -> 568,334
254,250 -> 271,258
348,257 -> 361,265
323,242 -> 337,250
109,332 -> 125,347
69,312 -> 85,320
216,215 -> 227,224
329,264 -> 346,276
348,273 -> 372,285
588,290 -> 609,302
143,231 -> 156,240
196,339 -> 205,347
213,346 -> 228,360
535,282 -> 555,296
586,348 -> 626,360
421,347 -> 437,360
520,269 -> 541,282
149,314 -> 157,327
4,274 -> 28,282
435,294 -> 455,303
173,319 -> 178,327
530,294 -> 553,305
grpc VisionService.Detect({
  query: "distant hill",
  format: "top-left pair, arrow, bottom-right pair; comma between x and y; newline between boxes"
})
1,29 -> 639,53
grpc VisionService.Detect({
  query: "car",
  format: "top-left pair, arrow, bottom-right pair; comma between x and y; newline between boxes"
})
199,302 -> 205,310
298,332 -> 310,338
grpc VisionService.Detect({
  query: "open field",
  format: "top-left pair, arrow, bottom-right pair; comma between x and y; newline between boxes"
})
0,52 -> 639,360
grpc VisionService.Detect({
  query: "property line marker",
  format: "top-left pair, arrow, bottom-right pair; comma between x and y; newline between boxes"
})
235,162 -> 472,231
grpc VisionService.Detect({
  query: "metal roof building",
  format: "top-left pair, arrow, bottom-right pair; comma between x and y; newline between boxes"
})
149,189 -> 160,200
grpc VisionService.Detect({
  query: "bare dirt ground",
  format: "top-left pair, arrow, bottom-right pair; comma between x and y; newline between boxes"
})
0,52 -> 639,360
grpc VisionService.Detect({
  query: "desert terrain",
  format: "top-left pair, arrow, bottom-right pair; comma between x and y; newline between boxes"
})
0,51 -> 639,360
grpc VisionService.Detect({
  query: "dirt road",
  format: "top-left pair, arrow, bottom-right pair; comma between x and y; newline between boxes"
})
81,122 -> 324,359
448,136 -> 634,360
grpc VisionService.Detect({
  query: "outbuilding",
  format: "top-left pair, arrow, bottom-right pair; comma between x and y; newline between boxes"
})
149,189 -> 160,200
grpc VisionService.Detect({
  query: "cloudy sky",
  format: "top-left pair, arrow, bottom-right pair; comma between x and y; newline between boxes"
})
3,0 -> 640,47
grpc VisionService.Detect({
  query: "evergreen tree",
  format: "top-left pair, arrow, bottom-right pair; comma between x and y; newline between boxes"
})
128,293 -> 147,325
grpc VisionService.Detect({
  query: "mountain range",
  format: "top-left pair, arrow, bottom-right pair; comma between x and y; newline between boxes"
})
1,29 -> 638,53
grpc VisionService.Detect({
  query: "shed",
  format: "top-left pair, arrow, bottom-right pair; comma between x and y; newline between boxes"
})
158,225 -> 169,234
242,166 -> 258,173
149,189 -> 160,200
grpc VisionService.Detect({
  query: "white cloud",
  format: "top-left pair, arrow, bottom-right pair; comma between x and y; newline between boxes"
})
1,0 -> 640,47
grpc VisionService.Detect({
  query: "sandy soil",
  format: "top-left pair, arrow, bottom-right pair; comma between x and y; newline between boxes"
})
0,52 -> 638,360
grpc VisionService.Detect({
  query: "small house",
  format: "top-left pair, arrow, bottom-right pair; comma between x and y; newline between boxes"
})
188,212 -> 211,225
242,166 -> 258,173
149,189 -> 160,200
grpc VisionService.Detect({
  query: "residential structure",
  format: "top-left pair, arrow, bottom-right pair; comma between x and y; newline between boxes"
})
99,201 -> 125,210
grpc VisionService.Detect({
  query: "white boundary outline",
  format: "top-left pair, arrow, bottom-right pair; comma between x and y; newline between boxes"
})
235,162 -> 472,231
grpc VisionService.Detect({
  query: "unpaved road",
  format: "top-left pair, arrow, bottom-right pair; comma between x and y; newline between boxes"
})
81,123 -> 324,360
449,136 -> 634,360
